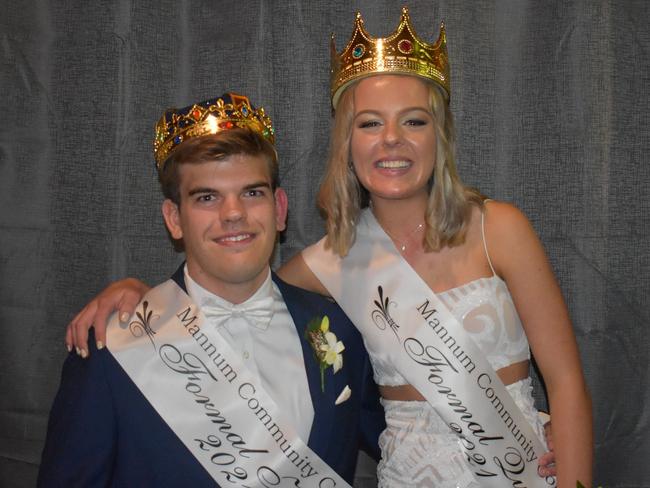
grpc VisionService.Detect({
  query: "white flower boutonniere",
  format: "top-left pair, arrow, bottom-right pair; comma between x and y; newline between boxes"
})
305,316 -> 345,392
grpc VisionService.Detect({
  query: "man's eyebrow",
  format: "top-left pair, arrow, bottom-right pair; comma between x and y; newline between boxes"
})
187,181 -> 272,197
188,187 -> 217,197
242,181 -> 272,191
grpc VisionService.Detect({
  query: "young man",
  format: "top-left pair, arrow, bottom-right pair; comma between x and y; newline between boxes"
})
38,94 -> 383,487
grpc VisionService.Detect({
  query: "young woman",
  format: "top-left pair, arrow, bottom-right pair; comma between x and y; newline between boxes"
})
283,10 -> 591,484
67,8 -> 590,487
281,72 -> 591,487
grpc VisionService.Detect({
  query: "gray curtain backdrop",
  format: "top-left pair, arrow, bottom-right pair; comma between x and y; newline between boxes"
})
1,1 -> 648,486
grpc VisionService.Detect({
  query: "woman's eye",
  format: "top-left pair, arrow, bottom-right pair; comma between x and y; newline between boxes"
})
358,120 -> 380,129
405,119 -> 428,126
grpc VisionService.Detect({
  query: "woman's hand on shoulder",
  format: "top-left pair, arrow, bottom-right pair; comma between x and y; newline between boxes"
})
278,251 -> 330,296
65,278 -> 151,358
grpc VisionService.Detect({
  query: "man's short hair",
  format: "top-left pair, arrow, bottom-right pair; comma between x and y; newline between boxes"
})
158,128 -> 279,205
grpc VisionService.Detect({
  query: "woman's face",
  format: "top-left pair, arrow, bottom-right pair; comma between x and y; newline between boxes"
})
350,75 -> 437,203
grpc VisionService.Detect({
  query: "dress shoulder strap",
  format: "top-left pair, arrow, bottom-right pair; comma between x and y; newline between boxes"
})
481,200 -> 497,277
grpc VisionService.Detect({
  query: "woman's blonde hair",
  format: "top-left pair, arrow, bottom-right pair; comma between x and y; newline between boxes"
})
318,76 -> 483,257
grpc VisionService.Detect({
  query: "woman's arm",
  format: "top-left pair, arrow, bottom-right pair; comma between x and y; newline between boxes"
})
66,278 -> 151,356
485,201 -> 592,487
67,249 -> 327,355
278,251 -> 331,296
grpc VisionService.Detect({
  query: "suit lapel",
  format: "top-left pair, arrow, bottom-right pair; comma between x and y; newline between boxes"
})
272,274 -> 339,455
170,263 -> 186,292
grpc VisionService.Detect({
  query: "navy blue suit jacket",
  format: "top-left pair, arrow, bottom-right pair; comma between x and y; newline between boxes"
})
38,267 -> 384,487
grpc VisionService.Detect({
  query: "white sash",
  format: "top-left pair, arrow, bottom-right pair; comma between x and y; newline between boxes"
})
303,210 -> 555,487
106,279 -> 349,488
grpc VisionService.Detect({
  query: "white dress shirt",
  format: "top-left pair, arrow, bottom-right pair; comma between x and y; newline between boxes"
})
184,266 -> 314,442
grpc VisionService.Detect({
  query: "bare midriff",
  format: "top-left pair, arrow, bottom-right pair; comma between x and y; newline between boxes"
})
379,359 -> 530,401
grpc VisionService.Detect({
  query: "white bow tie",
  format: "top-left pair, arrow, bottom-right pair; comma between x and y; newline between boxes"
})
202,296 -> 275,331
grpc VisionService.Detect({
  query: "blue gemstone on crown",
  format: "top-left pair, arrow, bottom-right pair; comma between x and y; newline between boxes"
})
242,106 -> 249,116
352,45 -> 365,58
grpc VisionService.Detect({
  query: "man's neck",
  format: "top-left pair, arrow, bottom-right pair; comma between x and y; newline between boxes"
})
184,264 -> 271,305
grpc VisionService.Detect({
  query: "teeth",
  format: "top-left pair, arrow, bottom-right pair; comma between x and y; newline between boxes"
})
377,160 -> 410,169
221,234 -> 250,242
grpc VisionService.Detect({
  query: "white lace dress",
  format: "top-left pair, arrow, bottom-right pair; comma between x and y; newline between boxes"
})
371,276 -> 548,488
300,207 -> 549,487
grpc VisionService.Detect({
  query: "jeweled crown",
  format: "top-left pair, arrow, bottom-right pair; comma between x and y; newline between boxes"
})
330,7 -> 450,107
153,93 -> 275,170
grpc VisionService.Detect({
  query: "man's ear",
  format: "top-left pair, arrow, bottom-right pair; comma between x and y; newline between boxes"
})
274,188 -> 289,232
162,199 -> 183,240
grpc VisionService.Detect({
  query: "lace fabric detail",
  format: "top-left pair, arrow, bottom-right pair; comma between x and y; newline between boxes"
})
439,276 -> 530,370
377,378 -> 546,487
369,275 -> 530,386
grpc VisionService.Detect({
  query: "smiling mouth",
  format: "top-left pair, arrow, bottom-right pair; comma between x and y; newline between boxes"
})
216,233 -> 254,244
376,160 -> 411,169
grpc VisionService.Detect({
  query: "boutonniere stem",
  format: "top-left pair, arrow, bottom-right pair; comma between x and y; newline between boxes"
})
305,316 -> 345,392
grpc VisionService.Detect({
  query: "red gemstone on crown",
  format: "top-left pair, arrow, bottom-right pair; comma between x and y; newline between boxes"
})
191,108 -> 202,120
397,39 -> 413,54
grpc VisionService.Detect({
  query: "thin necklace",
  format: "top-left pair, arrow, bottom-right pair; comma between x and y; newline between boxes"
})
383,221 -> 425,253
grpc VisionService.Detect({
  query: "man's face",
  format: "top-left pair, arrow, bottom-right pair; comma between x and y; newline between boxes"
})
162,154 -> 287,303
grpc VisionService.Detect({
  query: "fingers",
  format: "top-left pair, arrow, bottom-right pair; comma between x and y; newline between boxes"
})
66,309 -> 81,352
537,451 -> 557,477
65,322 -> 73,353
92,298 -> 115,352
89,287 -> 142,349
69,301 -> 98,358
117,290 -> 141,324
64,278 -> 151,359
81,290 -> 136,353
543,420 -> 554,451
536,413 -> 555,478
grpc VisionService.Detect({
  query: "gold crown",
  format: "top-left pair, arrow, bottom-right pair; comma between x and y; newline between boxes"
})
330,6 -> 450,107
153,93 -> 275,170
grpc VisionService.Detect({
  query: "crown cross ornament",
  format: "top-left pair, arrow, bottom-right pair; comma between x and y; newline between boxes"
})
153,92 -> 275,170
330,6 -> 450,107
